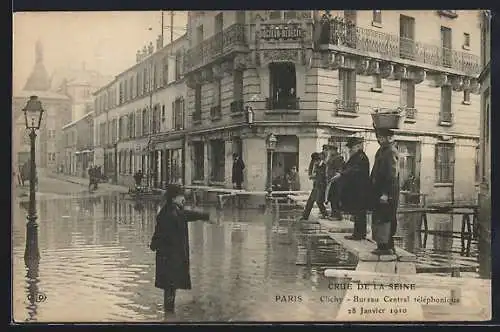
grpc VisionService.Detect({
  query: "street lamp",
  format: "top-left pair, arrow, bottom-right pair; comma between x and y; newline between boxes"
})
22,96 -> 45,264
266,133 -> 278,194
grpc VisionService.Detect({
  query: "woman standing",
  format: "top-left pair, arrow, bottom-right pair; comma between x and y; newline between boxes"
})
149,184 -> 212,314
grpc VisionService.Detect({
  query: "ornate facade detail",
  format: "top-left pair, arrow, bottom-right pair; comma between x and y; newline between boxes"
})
412,68 -> 426,84
380,63 -> 395,79
260,49 -> 301,67
355,58 -> 370,75
394,65 -> 410,80
451,76 -> 464,92
234,53 -> 248,70
221,60 -> 234,74
212,63 -> 224,79
329,53 -> 344,69
367,61 -> 381,75
431,73 -> 450,87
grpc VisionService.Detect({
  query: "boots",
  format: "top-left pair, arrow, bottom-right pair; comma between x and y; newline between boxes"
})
164,288 -> 176,313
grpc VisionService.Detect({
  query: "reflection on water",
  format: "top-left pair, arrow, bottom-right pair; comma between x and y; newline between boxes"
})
13,194 -> 353,322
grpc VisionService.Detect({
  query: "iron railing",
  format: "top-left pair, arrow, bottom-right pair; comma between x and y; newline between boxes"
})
266,96 -> 300,110
319,17 -> 480,76
334,99 -> 359,113
184,24 -> 247,72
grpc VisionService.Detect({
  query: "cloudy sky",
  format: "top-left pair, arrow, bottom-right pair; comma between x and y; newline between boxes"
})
13,11 -> 188,93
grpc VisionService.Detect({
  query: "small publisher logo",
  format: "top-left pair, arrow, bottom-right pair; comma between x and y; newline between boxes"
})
27,292 -> 47,303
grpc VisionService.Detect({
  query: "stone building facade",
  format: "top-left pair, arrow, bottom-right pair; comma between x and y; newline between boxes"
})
93,35 -> 188,187
181,10 -> 482,204
61,111 -> 94,177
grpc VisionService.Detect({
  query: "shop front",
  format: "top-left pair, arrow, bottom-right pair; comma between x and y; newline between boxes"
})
155,139 -> 185,187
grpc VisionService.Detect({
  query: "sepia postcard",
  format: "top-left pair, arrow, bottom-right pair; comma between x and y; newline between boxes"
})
12,10 -> 492,323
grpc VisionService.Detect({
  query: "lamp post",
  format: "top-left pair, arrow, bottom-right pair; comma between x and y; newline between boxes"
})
266,133 -> 278,194
22,96 -> 45,264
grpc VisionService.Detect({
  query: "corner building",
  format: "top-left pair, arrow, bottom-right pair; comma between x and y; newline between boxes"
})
93,35 -> 188,187
182,10 -> 482,203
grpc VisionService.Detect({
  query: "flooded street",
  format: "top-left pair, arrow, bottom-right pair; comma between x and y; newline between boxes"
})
12,178 -> 482,322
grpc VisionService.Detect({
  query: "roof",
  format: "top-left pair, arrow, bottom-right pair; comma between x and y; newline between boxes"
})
14,90 -> 71,100
61,111 -> 94,130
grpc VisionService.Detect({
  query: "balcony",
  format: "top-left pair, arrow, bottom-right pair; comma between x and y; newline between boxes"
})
437,10 -> 458,19
404,107 -> 417,123
266,96 -> 300,110
319,17 -> 480,76
210,105 -> 222,120
184,23 -> 247,73
230,100 -> 244,114
334,99 -> 359,117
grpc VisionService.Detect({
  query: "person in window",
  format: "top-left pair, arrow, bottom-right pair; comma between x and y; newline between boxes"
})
300,152 -> 328,221
149,184 -> 213,315
370,128 -> 400,255
325,143 -> 345,220
285,165 -> 301,191
232,153 -> 245,190
332,137 -> 370,240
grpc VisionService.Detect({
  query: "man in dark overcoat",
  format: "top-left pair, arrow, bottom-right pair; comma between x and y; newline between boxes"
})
149,184 -> 212,314
370,129 -> 400,255
333,137 -> 370,240
300,152 -> 328,220
232,153 -> 245,189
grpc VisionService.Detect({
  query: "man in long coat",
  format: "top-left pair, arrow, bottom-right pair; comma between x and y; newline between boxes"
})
370,129 -> 400,255
232,153 -> 245,189
333,137 -> 370,240
301,152 -> 328,220
150,184 -> 212,314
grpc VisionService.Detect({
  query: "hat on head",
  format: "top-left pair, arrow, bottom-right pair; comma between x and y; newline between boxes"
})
346,136 -> 364,148
163,184 -> 184,202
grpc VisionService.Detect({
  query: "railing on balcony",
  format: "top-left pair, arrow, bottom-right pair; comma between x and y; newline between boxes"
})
437,10 -> 458,18
230,100 -> 244,113
320,17 -> 480,75
334,99 -> 359,113
210,105 -> 222,120
266,96 -> 300,110
184,23 -> 247,72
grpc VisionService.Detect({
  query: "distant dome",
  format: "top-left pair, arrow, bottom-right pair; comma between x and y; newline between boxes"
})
23,40 -> 51,91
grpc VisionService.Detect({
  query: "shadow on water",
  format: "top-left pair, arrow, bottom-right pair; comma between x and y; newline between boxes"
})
13,192 -> 353,322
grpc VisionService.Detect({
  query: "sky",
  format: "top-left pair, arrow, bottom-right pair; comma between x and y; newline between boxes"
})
12,11 -> 188,93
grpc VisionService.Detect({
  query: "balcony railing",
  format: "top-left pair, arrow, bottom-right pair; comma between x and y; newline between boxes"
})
266,96 -> 300,110
184,23 -> 247,72
334,99 -> 359,113
230,100 -> 244,113
319,17 -> 480,76
210,105 -> 222,120
437,10 -> 458,18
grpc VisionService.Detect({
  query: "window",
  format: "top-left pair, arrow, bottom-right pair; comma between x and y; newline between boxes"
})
371,75 -> 382,92
142,109 -> 148,135
372,10 -> 382,24
173,98 -> 184,130
119,82 -> 124,104
192,141 -> 204,181
441,26 -> 453,67
400,15 -> 416,60
124,80 -> 128,101
269,62 -> 297,110
440,86 -> 452,123
48,152 -> 56,162
269,11 -> 281,20
435,143 -> 455,183
152,105 -> 160,133
99,123 -> 106,146
210,140 -> 225,182
129,149 -> 133,175
118,117 -> 124,140
136,73 -> 140,97
129,78 -> 134,99
463,90 -> 471,104
161,105 -> 166,124
194,84 -> 202,121
143,67 -> 148,94
175,51 -> 182,80
233,69 -> 243,102
197,25 -> 204,44
338,68 -> 357,112
400,80 -> 415,108
162,57 -> 169,86
397,141 -> 419,193
475,145 -> 480,183
215,13 -> 223,34
463,33 -> 470,49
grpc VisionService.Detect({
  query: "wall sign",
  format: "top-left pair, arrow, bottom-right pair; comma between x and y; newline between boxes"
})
260,24 -> 302,41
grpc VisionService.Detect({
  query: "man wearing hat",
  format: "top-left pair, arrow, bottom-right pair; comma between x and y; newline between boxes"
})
370,128 -> 400,255
331,136 -> 370,240
325,142 -> 345,220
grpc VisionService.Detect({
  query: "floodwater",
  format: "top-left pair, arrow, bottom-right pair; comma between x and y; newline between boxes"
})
12,190 -> 483,323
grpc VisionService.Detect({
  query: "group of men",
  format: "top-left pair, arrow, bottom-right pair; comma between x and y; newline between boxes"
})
301,128 -> 399,256
88,165 -> 103,191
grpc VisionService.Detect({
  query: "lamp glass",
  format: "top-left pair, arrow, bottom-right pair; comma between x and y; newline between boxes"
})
23,96 -> 44,130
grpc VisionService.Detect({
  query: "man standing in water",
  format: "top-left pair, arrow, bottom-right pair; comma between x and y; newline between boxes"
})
325,143 -> 345,220
300,152 -> 328,221
370,128 -> 400,255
